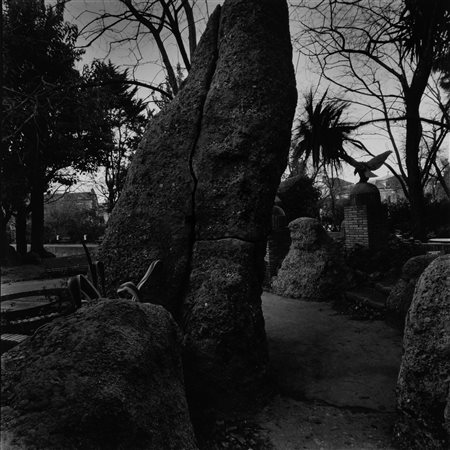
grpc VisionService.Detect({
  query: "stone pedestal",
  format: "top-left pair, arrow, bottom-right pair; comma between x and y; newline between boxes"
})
344,182 -> 388,251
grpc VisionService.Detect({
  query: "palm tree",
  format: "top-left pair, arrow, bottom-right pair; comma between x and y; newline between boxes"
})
292,90 -> 391,183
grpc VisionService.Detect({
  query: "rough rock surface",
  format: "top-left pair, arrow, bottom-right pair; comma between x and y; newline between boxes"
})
183,239 -> 268,412
98,8 -> 221,314
182,0 -> 296,408
1,300 -> 197,450
192,0 -> 295,241
395,255 -> 450,449
100,0 -> 297,409
272,218 -> 347,300
386,253 -> 439,325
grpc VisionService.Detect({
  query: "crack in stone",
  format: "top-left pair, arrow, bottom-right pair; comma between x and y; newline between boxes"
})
181,7 -> 222,307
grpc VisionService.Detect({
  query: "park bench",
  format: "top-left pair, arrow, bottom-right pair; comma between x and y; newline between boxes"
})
1,287 -> 75,354
1,248 -> 161,353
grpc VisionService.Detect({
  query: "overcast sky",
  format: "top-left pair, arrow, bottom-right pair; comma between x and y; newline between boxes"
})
59,0 -> 449,187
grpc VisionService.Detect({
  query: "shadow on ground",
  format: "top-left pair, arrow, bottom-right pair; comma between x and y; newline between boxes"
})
255,292 -> 402,450
1,259 -> 403,449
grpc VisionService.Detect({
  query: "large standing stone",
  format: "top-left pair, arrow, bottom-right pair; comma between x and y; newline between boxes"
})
1,300 -> 197,450
181,0 -> 296,409
100,0 -> 296,409
99,8 -> 222,315
272,218 -> 347,300
395,255 -> 450,449
192,0 -> 296,241
386,253 -> 439,326
183,239 -> 268,411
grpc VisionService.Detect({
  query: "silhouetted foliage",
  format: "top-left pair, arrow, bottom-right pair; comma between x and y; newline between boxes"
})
385,198 -> 450,238
2,0 -> 88,255
82,60 -> 148,212
44,204 -> 105,244
294,0 -> 450,240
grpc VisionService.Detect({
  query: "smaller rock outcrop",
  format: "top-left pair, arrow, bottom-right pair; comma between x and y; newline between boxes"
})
386,253 -> 439,326
395,255 -> 450,450
1,300 -> 197,450
272,218 -> 347,300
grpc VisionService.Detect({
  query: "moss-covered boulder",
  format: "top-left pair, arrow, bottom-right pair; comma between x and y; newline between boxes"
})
395,255 -> 450,449
272,218 -> 347,300
1,300 -> 197,450
386,253 -> 439,326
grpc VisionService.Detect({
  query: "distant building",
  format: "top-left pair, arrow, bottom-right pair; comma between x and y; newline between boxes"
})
323,175 -> 408,204
43,189 -> 106,243
44,189 -> 100,216
373,175 -> 406,203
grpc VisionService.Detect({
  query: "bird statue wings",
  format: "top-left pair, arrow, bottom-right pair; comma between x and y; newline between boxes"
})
352,150 -> 392,182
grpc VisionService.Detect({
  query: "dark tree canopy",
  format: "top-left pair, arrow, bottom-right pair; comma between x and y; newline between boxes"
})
82,60 -> 148,212
2,0 -> 111,256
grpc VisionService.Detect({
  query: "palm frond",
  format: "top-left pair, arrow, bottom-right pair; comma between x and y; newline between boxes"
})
292,89 -> 356,173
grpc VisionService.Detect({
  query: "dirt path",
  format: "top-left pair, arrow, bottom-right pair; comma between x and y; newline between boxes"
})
255,292 -> 402,449
1,261 -> 403,449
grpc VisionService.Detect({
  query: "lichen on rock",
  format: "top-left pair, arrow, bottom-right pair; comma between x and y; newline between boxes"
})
272,218 -> 348,300
1,299 -> 197,450
395,255 -> 450,449
386,253 -> 439,326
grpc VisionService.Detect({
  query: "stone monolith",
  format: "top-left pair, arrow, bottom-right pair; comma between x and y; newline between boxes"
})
99,0 -> 297,409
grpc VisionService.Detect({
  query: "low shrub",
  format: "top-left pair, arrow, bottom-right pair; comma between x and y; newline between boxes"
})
346,234 -> 425,276
44,207 -> 105,243
385,198 -> 450,239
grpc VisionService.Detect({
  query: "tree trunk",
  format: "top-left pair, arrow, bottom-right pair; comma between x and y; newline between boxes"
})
30,172 -> 47,256
405,98 -> 426,241
16,203 -> 27,256
0,209 -> 10,262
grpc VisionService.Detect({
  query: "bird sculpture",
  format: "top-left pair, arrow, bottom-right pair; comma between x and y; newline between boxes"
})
350,150 -> 392,183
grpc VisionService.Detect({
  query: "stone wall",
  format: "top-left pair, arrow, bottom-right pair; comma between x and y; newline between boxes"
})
344,204 -> 388,251
344,205 -> 369,249
344,182 -> 388,252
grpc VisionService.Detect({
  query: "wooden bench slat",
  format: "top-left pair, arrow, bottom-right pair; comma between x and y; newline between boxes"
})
1,334 -> 29,343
